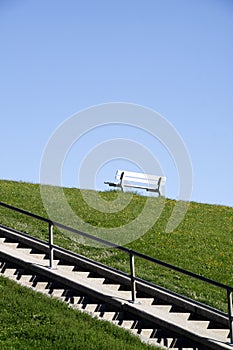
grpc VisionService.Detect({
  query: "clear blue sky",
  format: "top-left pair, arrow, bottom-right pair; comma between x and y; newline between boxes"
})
0,0 -> 233,207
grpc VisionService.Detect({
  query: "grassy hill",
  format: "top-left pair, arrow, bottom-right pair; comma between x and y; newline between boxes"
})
0,179 -> 233,315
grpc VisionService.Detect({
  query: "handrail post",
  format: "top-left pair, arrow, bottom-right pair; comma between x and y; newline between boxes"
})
130,252 -> 136,303
227,290 -> 233,345
49,222 -> 54,269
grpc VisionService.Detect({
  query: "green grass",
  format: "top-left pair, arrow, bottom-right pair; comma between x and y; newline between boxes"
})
0,179 -> 233,313
0,276 -> 157,350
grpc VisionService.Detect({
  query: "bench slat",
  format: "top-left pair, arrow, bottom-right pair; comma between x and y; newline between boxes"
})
122,184 -> 160,192
116,170 -> 165,182
123,177 -> 164,186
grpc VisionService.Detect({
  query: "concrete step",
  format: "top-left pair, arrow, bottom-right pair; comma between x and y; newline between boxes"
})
57,264 -> 75,272
74,271 -> 90,278
187,319 -> 210,329
114,290 -> 133,300
136,297 -> 155,305
150,304 -> 172,313
87,277 -> 106,284
0,265 -> 34,285
82,303 -> 100,313
58,290 -> 85,304
2,242 -> 18,249
148,336 -> 175,348
167,337 -> 201,350
96,311 -> 118,321
32,281 -> 48,290
170,312 -> 191,321
43,258 -> 60,266
131,328 -> 154,338
73,303 -> 86,311
172,348 -> 199,350
16,274 -> 34,284
209,328 -> 230,340
66,295 -> 84,305
61,295 -> 82,306
30,253 -> 46,260
103,283 -> 120,291
1,267 -> 17,278
112,320 -> 135,329
49,289 -> 66,298
72,298 -> 95,311
16,247 -> 32,254
95,310 -> 125,321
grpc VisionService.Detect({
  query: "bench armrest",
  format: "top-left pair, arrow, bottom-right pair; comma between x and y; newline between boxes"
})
104,182 -> 121,188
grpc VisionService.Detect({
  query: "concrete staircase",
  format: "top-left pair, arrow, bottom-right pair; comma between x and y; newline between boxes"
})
0,224 -> 232,350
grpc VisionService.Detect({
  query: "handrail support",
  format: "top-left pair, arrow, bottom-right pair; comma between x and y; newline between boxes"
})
130,252 -> 136,303
227,290 -> 233,345
49,222 -> 54,269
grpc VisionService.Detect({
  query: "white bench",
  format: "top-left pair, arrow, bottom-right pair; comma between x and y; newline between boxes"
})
104,170 -> 166,196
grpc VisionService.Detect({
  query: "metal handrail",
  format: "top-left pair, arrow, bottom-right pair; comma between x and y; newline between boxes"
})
0,200 -> 232,344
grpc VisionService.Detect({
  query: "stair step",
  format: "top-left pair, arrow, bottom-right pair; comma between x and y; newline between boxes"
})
30,253 -> 46,260
187,320 -> 210,328
95,310 -> 124,321
168,346 -> 195,350
87,277 -> 105,284
136,298 -> 155,305
73,303 -> 88,311
74,271 -> 90,278
131,328 -> 154,338
115,291 -> 132,299
2,242 -> 18,248
82,303 -> 100,312
173,348 -> 198,350
103,283 -> 120,291
72,298 -> 97,311
43,257 -> 60,263
150,305 -> 172,312
211,328 -> 230,338
96,311 -> 118,321
1,268 -> 17,278
66,295 -> 84,305
112,320 -> 135,329
57,265 -> 75,272
171,312 -> 190,320
17,274 -> 33,284
32,281 -> 48,290
148,337 -> 174,348
17,247 -> 32,254
49,289 -> 66,298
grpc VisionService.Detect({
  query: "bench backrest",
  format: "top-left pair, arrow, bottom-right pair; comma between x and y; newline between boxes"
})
115,170 -> 166,191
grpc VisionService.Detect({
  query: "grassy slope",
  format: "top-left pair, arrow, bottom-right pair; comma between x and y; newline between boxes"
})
0,276 -> 157,350
0,179 -> 233,313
